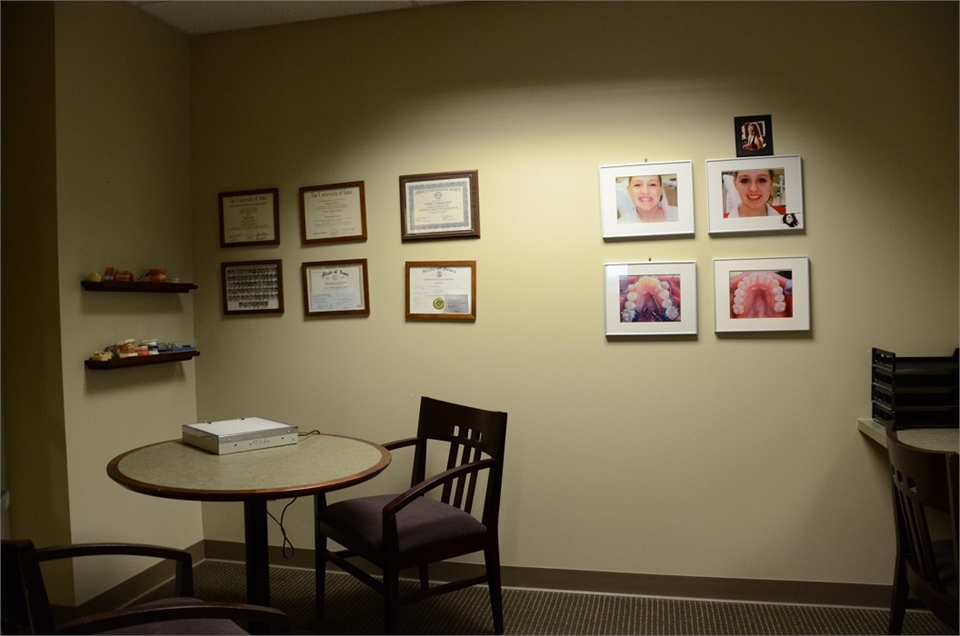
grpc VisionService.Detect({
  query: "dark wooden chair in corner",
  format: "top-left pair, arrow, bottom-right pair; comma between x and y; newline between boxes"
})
885,420 -> 959,634
314,396 -> 508,634
1,539 -> 291,634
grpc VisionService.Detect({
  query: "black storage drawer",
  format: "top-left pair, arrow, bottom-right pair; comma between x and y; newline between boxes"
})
871,347 -> 959,428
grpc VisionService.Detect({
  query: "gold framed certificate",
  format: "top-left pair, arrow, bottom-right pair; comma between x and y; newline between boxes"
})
301,259 -> 370,318
299,181 -> 367,245
219,188 -> 280,247
405,261 -> 476,321
399,170 -> 479,241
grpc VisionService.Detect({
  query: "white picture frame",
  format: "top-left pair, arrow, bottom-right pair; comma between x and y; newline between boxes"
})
713,257 -> 810,333
600,161 -> 695,239
705,155 -> 803,234
604,261 -> 697,336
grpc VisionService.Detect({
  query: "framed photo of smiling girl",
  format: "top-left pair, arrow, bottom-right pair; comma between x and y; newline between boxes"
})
705,155 -> 803,234
599,161 -> 695,239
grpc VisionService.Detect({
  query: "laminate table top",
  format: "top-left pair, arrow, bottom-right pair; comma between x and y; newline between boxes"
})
857,418 -> 958,453
108,432 -> 391,614
108,433 -> 390,500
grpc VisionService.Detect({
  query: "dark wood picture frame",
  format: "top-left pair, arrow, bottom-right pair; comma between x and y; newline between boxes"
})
221,259 -> 284,315
299,181 -> 367,245
399,170 -> 480,242
405,260 -> 476,321
301,258 -> 370,318
219,188 -> 280,248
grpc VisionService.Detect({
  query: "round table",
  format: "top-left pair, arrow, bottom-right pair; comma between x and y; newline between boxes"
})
108,433 -> 391,609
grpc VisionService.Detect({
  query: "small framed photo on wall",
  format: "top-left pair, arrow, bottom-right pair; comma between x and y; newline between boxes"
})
713,256 -> 810,333
221,259 -> 284,315
734,114 -> 774,157
604,261 -> 697,336
705,155 -> 803,235
599,161 -> 695,239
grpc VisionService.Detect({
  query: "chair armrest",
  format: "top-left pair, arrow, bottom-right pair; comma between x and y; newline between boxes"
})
382,458 -> 495,518
56,601 -> 291,634
382,437 -> 418,451
35,543 -> 194,597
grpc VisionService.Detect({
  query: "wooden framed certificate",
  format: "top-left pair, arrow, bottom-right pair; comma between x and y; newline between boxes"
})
219,188 -> 280,247
405,261 -> 476,321
299,181 -> 367,245
221,259 -> 284,315
399,170 -> 479,241
301,259 -> 370,318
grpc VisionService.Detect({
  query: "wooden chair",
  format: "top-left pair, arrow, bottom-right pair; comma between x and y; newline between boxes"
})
885,421 -> 959,634
315,396 -> 508,634
1,539 -> 291,634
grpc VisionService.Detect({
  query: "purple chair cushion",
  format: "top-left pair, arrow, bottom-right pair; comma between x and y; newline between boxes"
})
101,598 -> 250,635
319,494 -> 486,556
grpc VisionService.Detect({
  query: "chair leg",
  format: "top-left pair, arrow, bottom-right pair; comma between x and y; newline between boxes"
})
888,552 -> 908,635
315,494 -> 328,619
418,564 -> 430,591
384,564 -> 400,635
485,542 -> 505,635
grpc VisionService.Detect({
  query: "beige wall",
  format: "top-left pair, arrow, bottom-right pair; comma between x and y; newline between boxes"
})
1,0 -> 72,597
2,1 -> 201,605
189,1 -> 958,587
55,1 -> 202,603
2,0 -> 957,606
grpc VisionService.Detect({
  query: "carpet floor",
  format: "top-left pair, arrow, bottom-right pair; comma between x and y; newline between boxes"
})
137,559 -> 952,635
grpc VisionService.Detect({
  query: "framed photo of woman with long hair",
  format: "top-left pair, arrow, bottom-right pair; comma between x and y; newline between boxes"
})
600,161 -> 695,239
705,155 -> 803,235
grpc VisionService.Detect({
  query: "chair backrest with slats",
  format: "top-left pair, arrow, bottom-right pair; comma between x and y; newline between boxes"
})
412,396 -> 508,529
885,421 -> 959,597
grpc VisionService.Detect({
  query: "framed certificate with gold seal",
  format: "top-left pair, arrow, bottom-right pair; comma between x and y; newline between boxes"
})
405,261 -> 476,321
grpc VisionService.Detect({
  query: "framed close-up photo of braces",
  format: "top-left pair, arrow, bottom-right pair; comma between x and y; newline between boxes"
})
604,261 -> 697,336
713,256 -> 810,333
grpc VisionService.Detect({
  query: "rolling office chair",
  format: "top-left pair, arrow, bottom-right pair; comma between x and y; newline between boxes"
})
884,420 -> 959,634
314,396 -> 508,634
1,539 -> 290,634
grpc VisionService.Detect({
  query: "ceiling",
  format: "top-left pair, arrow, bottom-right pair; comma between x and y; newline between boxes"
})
129,1 -> 458,35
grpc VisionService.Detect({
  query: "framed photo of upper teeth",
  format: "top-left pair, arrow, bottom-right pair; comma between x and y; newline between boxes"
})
713,257 -> 810,333
604,261 -> 697,336
705,155 -> 803,234
599,161 -> 695,239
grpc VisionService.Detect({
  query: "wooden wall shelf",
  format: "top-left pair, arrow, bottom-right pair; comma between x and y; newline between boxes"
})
85,351 -> 200,370
81,280 -> 197,293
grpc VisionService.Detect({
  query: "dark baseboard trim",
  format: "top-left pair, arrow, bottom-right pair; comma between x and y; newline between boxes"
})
201,540 -> 891,609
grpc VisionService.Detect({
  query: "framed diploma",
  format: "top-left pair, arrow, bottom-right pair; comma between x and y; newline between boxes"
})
405,261 -> 476,321
299,181 -> 367,245
399,170 -> 480,241
219,188 -> 280,247
221,259 -> 284,315
301,259 -> 370,318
